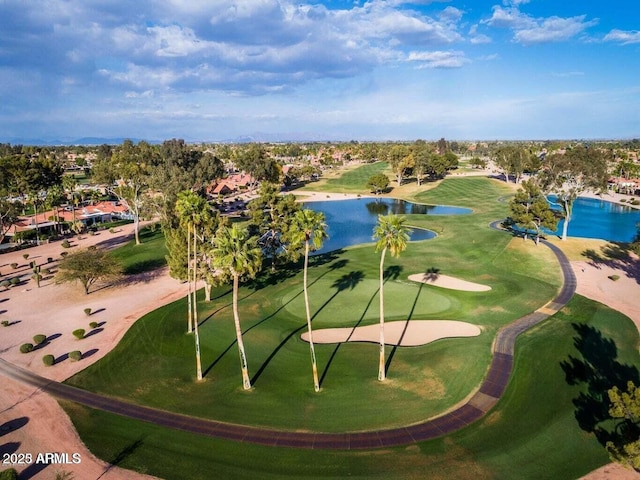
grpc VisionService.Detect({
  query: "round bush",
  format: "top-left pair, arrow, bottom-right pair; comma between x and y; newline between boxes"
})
0,280 -> 10,289
1,320 -> 9,327
72,328 -> 85,339
33,334 -> 47,345
42,354 -> 55,366
60,251 -> 68,257
68,350 -> 83,361
9,277 -> 19,285
89,321 -> 98,329
0,467 -> 19,480
608,274 -> 620,281
19,343 -> 34,353
84,308 -> 92,316
61,239 -> 71,248
10,263 -> 18,269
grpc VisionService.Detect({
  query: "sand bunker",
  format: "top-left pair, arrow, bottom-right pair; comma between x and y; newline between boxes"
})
408,273 -> 492,292
302,320 -> 481,346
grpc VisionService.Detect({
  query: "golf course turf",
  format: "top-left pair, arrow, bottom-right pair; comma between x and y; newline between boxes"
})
59,172 -> 640,479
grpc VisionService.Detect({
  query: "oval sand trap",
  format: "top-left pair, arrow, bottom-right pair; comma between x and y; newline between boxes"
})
408,273 -> 491,292
302,320 -> 481,346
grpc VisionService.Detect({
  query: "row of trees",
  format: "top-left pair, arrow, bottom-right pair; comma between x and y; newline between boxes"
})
169,180 -> 414,391
169,183 -> 329,390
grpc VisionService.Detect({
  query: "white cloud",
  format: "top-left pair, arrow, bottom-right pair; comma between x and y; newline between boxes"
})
514,15 -> 598,44
603,29 -> 640,45
483,5 -> 598,44
407,50 -> 467,68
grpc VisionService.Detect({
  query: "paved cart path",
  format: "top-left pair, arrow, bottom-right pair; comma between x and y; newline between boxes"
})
0,222 -> 575,450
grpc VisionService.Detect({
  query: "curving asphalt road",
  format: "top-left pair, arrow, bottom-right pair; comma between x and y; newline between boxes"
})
0,222 -> 576,450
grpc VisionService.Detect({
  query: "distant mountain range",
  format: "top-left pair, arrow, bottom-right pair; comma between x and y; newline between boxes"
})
2,131 -> 354,146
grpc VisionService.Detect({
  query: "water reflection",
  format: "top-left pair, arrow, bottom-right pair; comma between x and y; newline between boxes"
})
304,198 -> 470,255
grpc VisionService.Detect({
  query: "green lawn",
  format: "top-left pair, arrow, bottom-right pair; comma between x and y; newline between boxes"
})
299,161 -> 390,193
60,175 -> 638,479
64,294 -> 638,479
108,225 -> 167,274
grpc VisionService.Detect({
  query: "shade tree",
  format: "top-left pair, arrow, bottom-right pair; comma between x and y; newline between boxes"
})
508,179 -> 559,245
539,145 -> 609,240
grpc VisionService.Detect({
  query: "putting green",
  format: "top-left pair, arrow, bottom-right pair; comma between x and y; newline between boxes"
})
281,277 -> 456,325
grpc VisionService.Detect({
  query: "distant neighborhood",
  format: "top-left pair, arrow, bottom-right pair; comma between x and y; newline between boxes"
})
2,138 -> 639,248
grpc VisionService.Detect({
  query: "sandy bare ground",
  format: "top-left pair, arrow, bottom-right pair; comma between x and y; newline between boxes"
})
305,273 -> 485,345
302,320 -> 481,346
407,273 -> 492,292
0,226 -> 182,480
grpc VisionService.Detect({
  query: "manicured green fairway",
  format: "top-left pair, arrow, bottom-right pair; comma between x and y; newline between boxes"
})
60,176 -> 638,479
301,161 -> 390,192
63,295 -> 638,479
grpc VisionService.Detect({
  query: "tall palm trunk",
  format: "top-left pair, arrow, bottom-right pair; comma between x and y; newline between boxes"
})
193,226 -> 202,381
33,199 -> 40,245
378,246 -> 387,381
233,274 -> 252,390
303,239 -> 320,392
561,199 -> 571,241
186,225 -> 193,333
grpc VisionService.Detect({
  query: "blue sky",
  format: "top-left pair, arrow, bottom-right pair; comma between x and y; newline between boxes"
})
0,0 -> 638,142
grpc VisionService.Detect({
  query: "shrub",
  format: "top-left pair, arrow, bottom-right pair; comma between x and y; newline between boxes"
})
10,263 -> 18,269
72,328 -> 85,339
61,239 -> 71,248
42,267 -> 51,275
68,350 -> 82,361
608,274 -> 620,281
22,253 -> 29,260
42,354 -> 55,366
9,277 -> 19,286
33,334 -> 47,345
84,308 -> 92,316
60,251 -> 68,257
0,468 -> 19,480
0,280 -> 10,290
20,343 -> 34,353
89,321 -> 98,329
631,199 -> 640,206
1,321 -> 9,327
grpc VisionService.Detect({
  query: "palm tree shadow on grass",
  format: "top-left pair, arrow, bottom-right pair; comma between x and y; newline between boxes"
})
96,437 -> 145,479
318,266 -> 403,388
560,322 -> 640,449
386,281 -> 422,374
202,259 -> 351,379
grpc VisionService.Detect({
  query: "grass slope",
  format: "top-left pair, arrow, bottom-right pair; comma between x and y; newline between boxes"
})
60,176 -> 635,479
64,295 -> 639,479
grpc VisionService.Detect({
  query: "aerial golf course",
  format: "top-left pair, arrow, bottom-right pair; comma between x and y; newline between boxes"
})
61,169 -> 640,479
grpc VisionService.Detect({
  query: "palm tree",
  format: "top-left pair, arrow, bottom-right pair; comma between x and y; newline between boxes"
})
175,190 -> 209,381
212,224 -> 262,390
288,208 -> 328,392
373,214 -> 411,381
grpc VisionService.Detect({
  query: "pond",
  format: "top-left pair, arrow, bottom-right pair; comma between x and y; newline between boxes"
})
303,198 -> 471,255
549,196 -> 640,242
